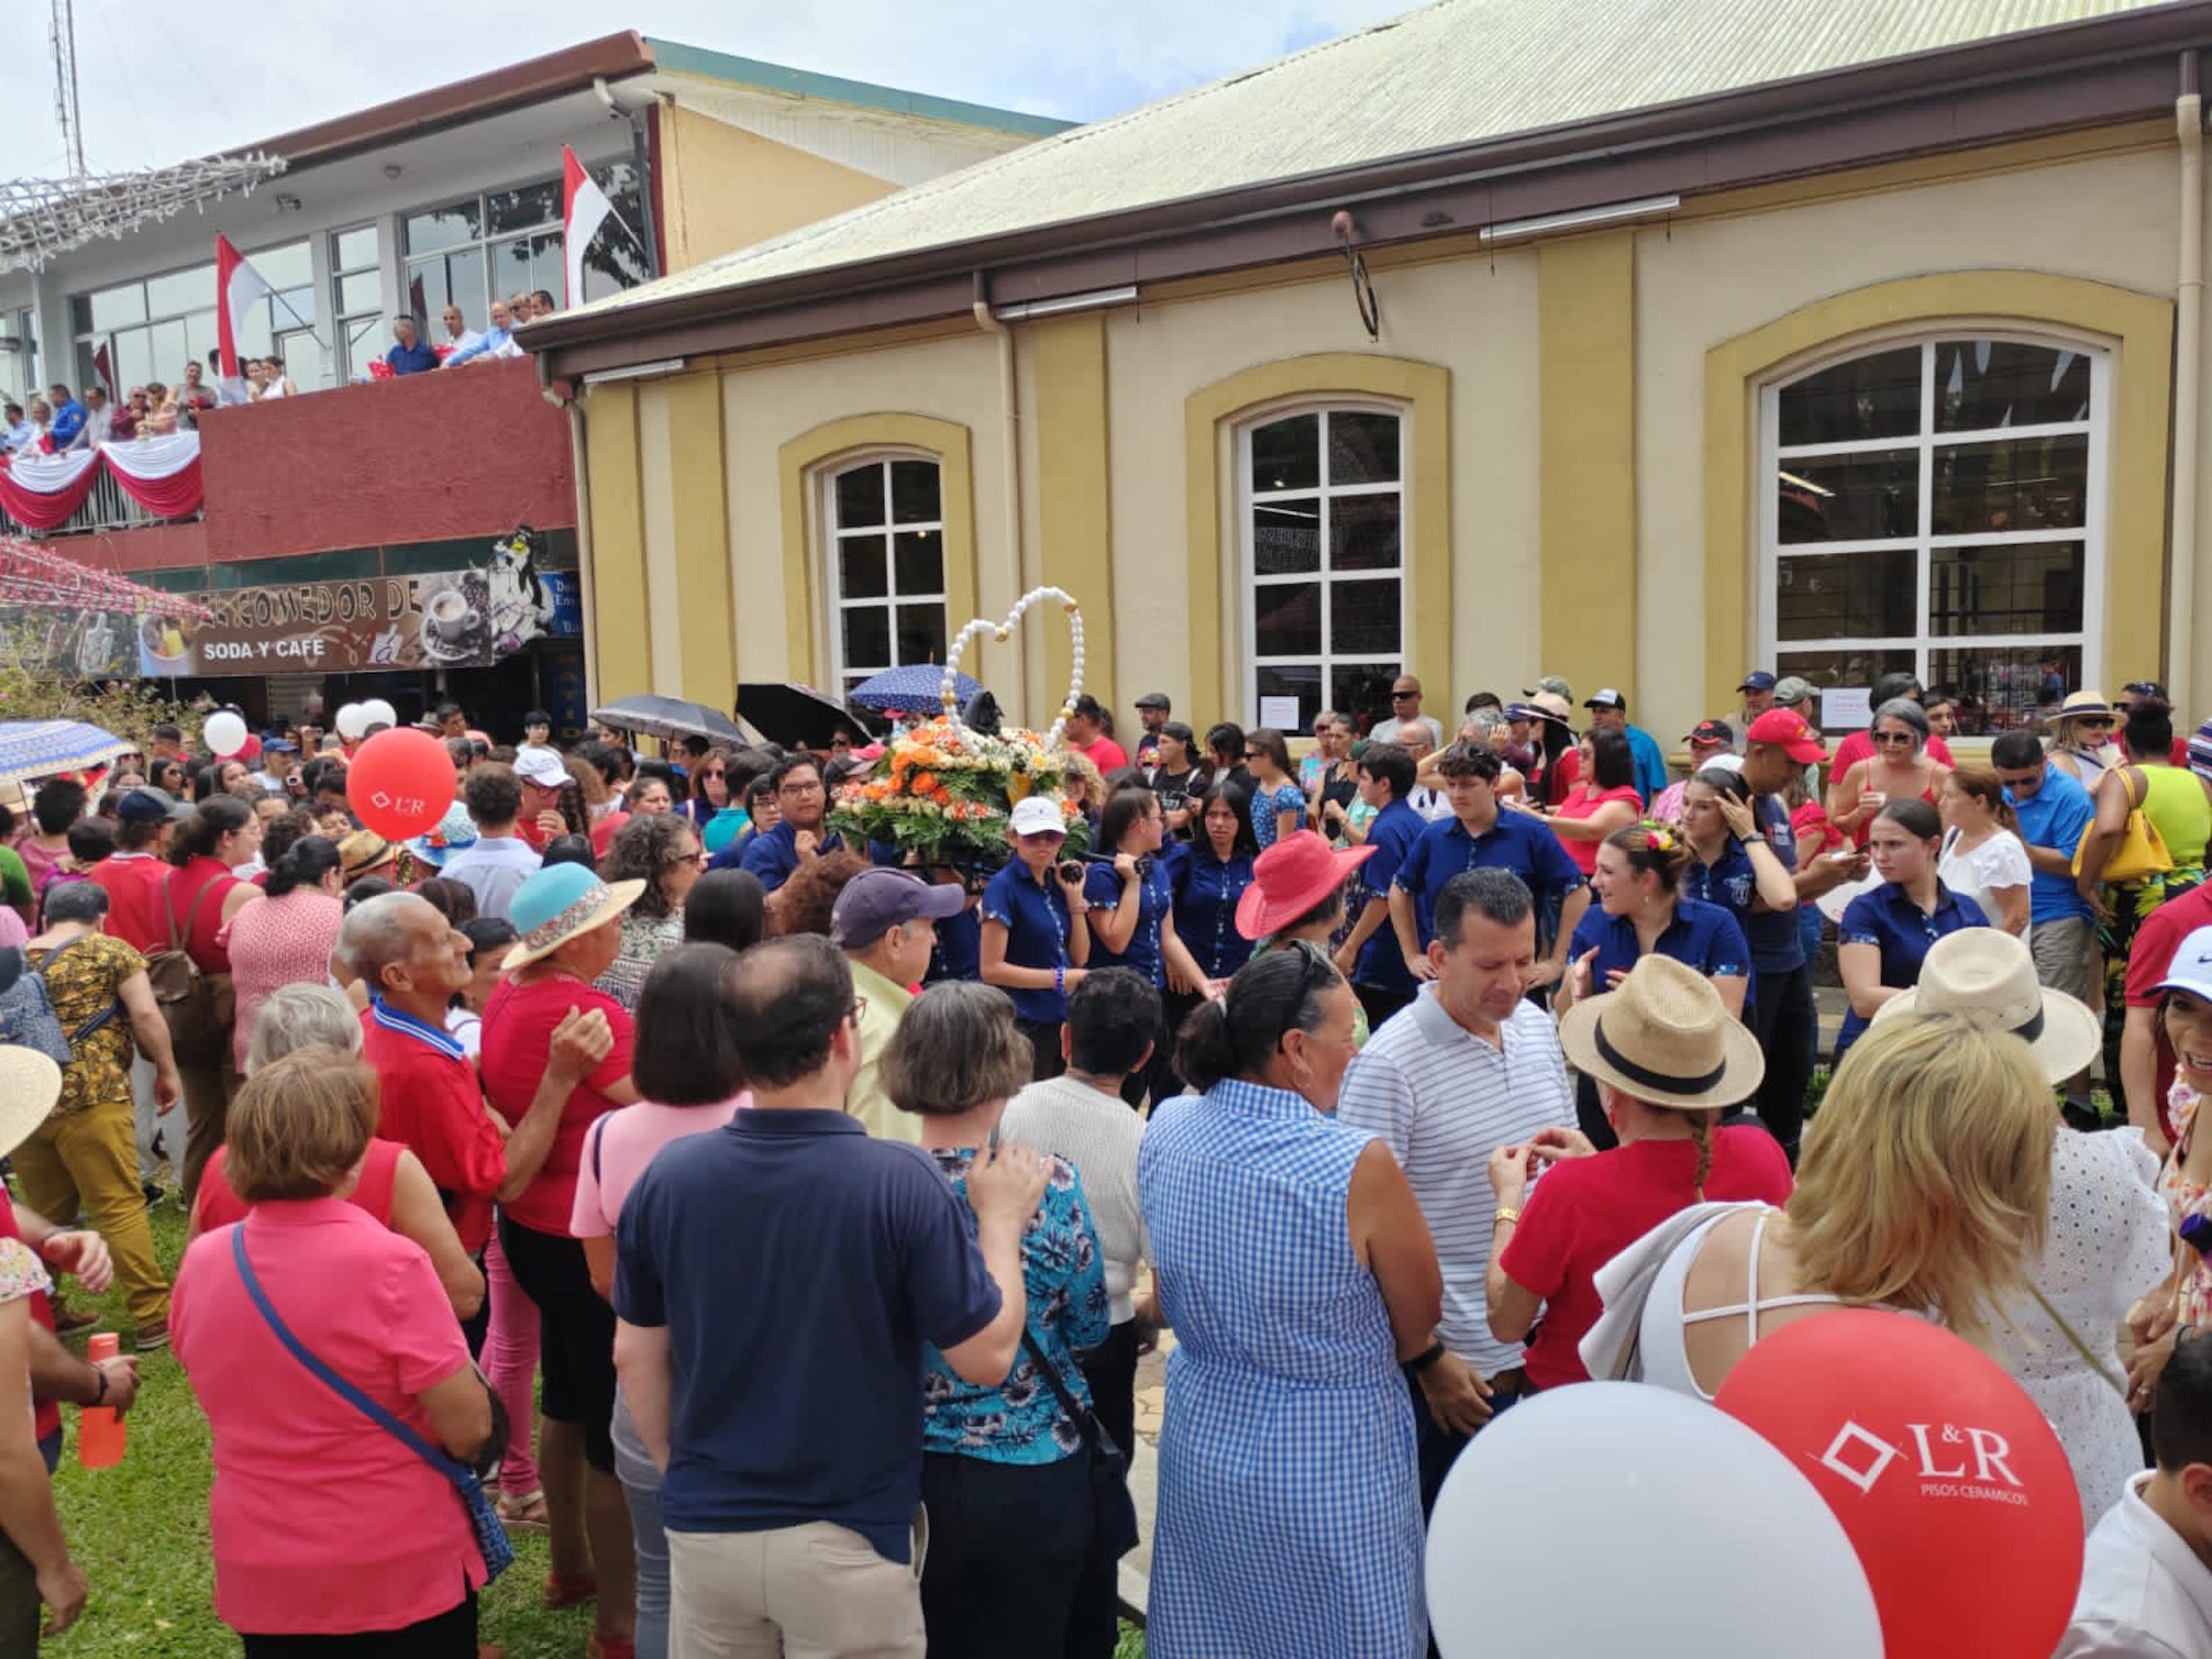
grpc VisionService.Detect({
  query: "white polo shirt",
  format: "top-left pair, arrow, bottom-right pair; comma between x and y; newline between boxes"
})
2056,1471 -> 2212,1657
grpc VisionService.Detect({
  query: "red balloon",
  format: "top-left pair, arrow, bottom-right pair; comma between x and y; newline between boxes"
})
1714,1309 -> 2081,1659
345,728 -> 456,841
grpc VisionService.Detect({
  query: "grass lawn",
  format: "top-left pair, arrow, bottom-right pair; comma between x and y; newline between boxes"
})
38,1196 -> 1148,1657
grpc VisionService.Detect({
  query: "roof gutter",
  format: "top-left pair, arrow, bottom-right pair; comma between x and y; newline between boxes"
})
532,0 -> 2212,374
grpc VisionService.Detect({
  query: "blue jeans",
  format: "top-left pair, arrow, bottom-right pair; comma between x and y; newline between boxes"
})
1404,1366 -> 1529,1517
612,1392 -> 670,1659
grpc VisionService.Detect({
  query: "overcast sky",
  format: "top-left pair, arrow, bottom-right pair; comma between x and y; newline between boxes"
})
3,0 -> 1415,178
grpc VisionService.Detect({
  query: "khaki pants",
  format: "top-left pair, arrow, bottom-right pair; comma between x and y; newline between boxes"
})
668,1516 -> 927,1659
11,1099 -> 171,1329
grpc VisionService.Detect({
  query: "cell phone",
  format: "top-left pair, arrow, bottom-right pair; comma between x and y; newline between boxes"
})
987,1119 -> 1003,1154
1058,861 -> 1085,883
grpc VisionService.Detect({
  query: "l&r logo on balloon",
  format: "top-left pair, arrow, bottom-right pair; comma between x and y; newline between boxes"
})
365,792 -> 429,814
1817,1419 -> 2025,1498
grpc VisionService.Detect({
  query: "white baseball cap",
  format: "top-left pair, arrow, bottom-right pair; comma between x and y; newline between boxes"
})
513,747 -> 568,790
2155,925 -> 2212,1003
1008,795 -> 1067,837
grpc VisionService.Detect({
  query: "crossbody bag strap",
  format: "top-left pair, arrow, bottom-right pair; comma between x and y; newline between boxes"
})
29,934 -> 115,1041
229,1227 -> 473,1487
164,870 -> 223,954
2023,1281 -> 2125,1396
1018,1326 -> 1102,1452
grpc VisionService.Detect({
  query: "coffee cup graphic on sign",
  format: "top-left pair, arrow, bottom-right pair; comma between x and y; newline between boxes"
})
429,588 -> 481,643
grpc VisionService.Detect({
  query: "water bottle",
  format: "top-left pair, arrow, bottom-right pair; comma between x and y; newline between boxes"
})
78,1332 -> 125,1468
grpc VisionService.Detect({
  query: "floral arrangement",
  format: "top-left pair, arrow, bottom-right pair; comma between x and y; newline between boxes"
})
829,714 -> 1090,863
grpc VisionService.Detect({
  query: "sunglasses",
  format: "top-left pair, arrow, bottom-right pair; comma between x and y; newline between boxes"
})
1390,690 -> 1418,700
1872,731 -> 1917,746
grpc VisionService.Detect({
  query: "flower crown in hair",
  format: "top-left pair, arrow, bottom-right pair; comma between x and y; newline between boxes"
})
1637,822 -> 1676,854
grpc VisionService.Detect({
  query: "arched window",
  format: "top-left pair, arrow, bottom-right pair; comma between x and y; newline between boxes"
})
1240,405 -> 1405,732
1761,335 -> 2107,734
825,454 -> 948,698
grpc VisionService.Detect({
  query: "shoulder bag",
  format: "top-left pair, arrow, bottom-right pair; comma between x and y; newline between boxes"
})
230,1227 -> 514,1581
1018,1327 -> 1139,1559
146,874 -> 230,1063
2073,765 -> 2172,885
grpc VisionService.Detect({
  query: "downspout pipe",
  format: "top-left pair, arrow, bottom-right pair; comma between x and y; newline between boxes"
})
2171,53 -> 2202,716
538,352 -> 604,705
973,273 -> 1030,711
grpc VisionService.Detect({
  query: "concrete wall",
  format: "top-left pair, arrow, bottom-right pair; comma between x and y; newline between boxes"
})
657,105 -> 898,272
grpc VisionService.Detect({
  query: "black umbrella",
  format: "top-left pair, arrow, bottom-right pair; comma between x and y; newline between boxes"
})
587,695 -> 744,746
735,683 -> 885,750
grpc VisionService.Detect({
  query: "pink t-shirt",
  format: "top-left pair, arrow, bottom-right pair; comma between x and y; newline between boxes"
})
570,1094 -> 747,1238
172,1200 -> 484,1634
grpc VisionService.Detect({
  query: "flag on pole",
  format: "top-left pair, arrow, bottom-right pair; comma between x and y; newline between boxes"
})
215,235 -> 273,379
90,342 -> 114,400
562,145 -> 617,309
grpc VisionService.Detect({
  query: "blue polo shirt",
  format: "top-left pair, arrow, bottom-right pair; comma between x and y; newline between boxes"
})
1172,847 -> 1255,980
615,1110 -> 1000,1563
1742,797 -> 1805,975
1393,809 -> 1584,947
1833,881 -> 1988,1062
1568,895 -> 1753,1008
1623,723 -> 1669,805
1679,836 -> 1759,940
384,338 -> 439,375
925,905 -> 981,984
981,862 -> 1080,1023
1084,859 -> 1173,988
1354,797 -> 1428,992
2005,763 -> 2097,925
737,821 -> 842,894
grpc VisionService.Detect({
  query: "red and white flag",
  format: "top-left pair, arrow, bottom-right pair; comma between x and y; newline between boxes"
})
562,145 -> 617,309
215,235 -> 274,379
90,343 -> 115,400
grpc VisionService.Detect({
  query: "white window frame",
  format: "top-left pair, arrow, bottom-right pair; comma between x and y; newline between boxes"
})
820,450 -> 950,697
1756,330 -> 2109,730
1237,400 -> 1409,729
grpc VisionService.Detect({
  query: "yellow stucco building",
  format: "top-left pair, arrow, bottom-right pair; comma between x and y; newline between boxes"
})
529,0 -> 2212,750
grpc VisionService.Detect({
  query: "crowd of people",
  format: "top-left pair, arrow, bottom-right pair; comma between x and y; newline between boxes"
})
3,664 -> 2212,1656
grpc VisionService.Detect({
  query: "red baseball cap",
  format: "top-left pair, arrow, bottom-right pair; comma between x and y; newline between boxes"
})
1745,708 -> 1828,764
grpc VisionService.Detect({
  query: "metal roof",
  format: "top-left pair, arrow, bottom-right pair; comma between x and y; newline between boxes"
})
556,0 -> 2189,323
643,40 -> 1071,138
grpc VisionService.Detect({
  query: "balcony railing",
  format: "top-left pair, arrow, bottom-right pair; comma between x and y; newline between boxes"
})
0,462 -> 198,538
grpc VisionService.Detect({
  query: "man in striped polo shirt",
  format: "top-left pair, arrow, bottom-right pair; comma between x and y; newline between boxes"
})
1339,867 -> 1575,1514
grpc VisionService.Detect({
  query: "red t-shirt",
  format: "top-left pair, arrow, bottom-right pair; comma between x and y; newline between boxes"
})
1079,736 -> 1130,774
1791,802 -> 1848,857
2124,883 -> 2212,1139
359,1008 -> 505,1251
480,975 -> 635,1236
1498,1128 -> 1795,1391
1830,729 -> 1958,776
1551,785 -> 1644,874
194,1137 -> 405,1235
168,857 -> 243,974
0,1196 -> 59,1443
90,853 -> 169,955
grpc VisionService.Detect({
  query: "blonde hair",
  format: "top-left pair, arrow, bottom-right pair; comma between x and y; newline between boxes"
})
1787,1016 -> 2053,1345
225,1050 -> 376,1202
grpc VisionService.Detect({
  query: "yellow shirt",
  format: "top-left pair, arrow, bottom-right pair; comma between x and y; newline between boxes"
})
845,955 -> 922,1143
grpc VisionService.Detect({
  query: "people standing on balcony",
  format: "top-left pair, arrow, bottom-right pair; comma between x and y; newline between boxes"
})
252,359 -> 295,401
67,388 -> 110,450
384,317 -> 438,377
444,301 -> 522,367
43,388 -> 84,451
436,305 -> 481,361
106,391 -> 140,443
529,289 -> 557,319
176,362 -> 217,426
19,399 -> 50,454
0,403 -> 31,454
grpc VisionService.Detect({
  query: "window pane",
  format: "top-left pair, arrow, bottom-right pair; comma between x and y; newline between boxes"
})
87,284 -> 146,331
1250,414 -> 1319,493
835,465 -> 886,529
69,294 -> 91,335
890,460 -> 940,525
1774,549 -> 1919,641
893,531 -> 942,597
1333,664 -> 1400,736
274,285 -> 318,329
344,314 -> 382,378
1777,347 -> 1921,447
1928,543 -> 2085,637
405,200 -> 480,254
254,242 -> 312,291
896,603 -> 946,666
147,319 -> 188,385
1255,582 -> 1321,657
112,326 -> 152,395
839,535 -> 888,599
1328,411 -> 1401,485
277,330 -> 323,390
405,257 -> 448,320
1331,495 -> 1401,571
335,227 -> 378,271
1255,665 -> 1323,733
842,605 -> 891,672
1332,579 -> 1401,655
184,309 -> 219,374
487,181 -> 560,235
1924,644 -> 2082,735
1253,498 -> 1321,575
339,271 -> 382,315
444,248 -> 487,329
144,265 -> 214,319
1935,340 -> 2093,433
1776,450 -> 1917,543
1774,648 -> 1920,720
1930,433 -> 2088,536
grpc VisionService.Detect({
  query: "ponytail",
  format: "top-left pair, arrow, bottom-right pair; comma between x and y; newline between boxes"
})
1684,1109 -> 1715,1202
1174,945 -> 1343,1092
1174,997 -> 1242,1094
264,833 -> 341,898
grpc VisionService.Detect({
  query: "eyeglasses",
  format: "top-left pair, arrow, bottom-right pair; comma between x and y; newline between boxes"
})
1871,731 -> 1917,747
849,997 -> 870,1025
780,779 -> 823,795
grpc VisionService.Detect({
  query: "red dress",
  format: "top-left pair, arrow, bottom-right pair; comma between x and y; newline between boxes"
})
1550,785 -> 1643,875
167,856 -> 243,974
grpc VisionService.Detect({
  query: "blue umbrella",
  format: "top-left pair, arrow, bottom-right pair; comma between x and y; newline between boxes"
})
848,664 -> 983,713
0,720 -> 127,786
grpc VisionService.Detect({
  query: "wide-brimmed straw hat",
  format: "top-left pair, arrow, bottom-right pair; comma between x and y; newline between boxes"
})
501,861 -> 646,972
1557,955 -> 1766,1109
0,1049 -> 62,1162
2046,689 -> 2114,731
338,830 -> 396,880
1236,830 -> 1376,940
1872,929 -> 2101,1083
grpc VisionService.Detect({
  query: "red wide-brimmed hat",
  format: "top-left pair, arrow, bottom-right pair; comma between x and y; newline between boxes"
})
1235,830 -> 1376,940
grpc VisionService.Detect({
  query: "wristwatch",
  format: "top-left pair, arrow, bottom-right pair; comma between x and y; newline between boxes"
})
1407,1339 -> 1447,1373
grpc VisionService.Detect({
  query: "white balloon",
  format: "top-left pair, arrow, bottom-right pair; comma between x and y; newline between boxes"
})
1426,1383 -> 1882,1659
335,703 -> 370,740
202,711 -> 247,758
360,698 -> 398,730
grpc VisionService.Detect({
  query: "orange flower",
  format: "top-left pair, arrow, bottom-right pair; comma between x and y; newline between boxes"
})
933,788 -> 953,806
910,771 -> 939,795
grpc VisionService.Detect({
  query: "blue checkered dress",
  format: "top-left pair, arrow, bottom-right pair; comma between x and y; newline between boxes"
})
1137,1079 -> 1424,1658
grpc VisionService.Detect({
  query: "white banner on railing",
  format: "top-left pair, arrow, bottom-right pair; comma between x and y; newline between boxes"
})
99,433 -> 202,485
1,448 -> 99,494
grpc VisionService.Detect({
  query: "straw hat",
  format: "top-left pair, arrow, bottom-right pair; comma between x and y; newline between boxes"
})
1557,955 -> 1766,1109
338,830 -> 396,881
501,861 -> 646,972
1871,930 -> 2101,1083
2046,689 -> 2114,731
1235,830 -> 1376,940
0,1049 -> 63,1162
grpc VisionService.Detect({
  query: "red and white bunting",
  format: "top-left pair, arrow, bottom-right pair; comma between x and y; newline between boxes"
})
0,433 -> 203,526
